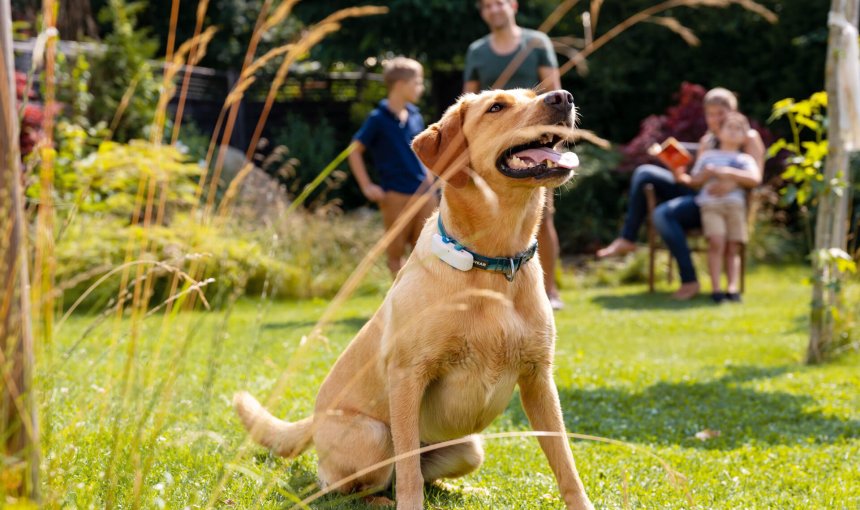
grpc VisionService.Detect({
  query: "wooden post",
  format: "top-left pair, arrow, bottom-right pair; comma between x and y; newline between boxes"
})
809,0 -> 860,363
0,0 -> 39,499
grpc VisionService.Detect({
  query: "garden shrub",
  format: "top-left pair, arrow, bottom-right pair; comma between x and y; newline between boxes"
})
554,143 -> 626,254
88,0 -> 160,141
27,140 -> 199,221
55,208 -> 389,311
15,70 -> 44,156
267,112 -> 345,208
40,138 -> 389,309
617,82 -> 708,172
765,91 -> 860,357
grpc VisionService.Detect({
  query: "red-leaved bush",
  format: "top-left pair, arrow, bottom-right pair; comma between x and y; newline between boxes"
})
16,71 -> 44,156
618,82 -> 708,172
618,82 -> 775,173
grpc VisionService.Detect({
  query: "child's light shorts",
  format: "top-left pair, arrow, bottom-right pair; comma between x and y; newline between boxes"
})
700,202 -> 747,243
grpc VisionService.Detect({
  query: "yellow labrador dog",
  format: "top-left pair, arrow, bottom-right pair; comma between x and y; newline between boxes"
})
234,89 -> 593,510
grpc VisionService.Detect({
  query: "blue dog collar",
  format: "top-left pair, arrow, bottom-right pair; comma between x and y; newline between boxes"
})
435,216 -> 538,282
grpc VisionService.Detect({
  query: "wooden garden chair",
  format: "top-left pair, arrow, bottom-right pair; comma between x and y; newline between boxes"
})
644,184 -> 761,293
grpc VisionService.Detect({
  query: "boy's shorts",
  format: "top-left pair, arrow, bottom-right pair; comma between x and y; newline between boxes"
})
379,189 -> 438,251
700,202 -> 747,243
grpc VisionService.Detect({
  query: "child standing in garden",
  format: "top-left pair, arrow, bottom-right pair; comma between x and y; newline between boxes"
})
348,57 -> 436,277
680,112 -> 761,303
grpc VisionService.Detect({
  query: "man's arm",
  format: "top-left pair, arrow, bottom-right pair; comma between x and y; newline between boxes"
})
538,65 -> 561,92
537,31 -> 561,92
463,43 -> 480,93
347,141 -> 384,202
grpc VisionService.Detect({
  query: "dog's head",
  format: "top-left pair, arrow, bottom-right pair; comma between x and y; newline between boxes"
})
412,89 -> 578,190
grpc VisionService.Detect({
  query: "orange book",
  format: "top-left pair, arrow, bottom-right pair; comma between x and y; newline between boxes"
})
648,137 -> 693,173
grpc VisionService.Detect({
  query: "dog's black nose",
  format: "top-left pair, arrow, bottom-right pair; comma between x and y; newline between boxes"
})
544,90 -> 574,113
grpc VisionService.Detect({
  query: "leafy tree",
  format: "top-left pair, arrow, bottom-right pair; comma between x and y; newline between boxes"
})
115,0 -> 303,70
57,0 -> 99,40
88,0 -> 160,141
551,0 -> 828,142
291,0 -> 555,67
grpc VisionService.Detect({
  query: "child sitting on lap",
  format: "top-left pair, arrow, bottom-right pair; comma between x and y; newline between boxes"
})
681,112 -> 759,303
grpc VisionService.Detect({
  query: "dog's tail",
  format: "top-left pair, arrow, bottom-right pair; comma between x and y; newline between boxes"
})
233,391 -> 314,458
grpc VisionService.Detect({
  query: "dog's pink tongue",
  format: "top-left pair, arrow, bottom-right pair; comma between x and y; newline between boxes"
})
513,148 -> 579,169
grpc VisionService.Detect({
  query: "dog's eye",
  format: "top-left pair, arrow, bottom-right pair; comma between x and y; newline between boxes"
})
487,103 -> 505,113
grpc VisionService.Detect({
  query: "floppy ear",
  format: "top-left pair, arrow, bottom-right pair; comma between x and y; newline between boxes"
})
412,100 -> 470,188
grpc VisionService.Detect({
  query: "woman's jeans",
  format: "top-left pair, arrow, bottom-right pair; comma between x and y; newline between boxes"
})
620,164 -> 701,283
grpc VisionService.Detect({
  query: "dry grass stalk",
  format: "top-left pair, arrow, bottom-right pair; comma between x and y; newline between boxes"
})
0,347 -> 38,446
239,43 -> 295,81
261,0 -> 302,33
590,0 -> 604,31
153,26 -> 219,145
203,172 -> 441,509
56,259 -> 212,330
283,142 -> 357,217
170,0 -> 213,144
100,80 -> 205,505
552,0 -> 777,81
195,101 -> 229,203
194,0 -> 280,233
32,0 -> 59,358
202,4 -> 388,223
317,5 -> 389,26
734,0 -> 778,23
236,22 -> 342,167
173,26 -> 219,68
646,16 -> 700,46
238,5 -> 388,169
164,0 -> 181,62
538,0 -> 581,33
215,162 -> 255,216
108,71 -> 143,136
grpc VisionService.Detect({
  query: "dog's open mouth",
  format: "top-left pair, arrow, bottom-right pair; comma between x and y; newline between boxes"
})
496,132 -> 579,180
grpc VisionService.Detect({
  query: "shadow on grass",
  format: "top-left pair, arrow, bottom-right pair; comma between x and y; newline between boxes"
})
261,317 -> 370,332
253,454 -> 466,509
508,365 -> 859,450
590,291 -> 715,310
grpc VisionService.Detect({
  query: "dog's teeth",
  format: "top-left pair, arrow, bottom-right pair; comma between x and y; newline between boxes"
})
508,156 -> 528,169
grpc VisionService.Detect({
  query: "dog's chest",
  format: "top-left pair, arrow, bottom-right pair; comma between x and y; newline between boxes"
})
419,360 -> 519,442
417,316 -> 550,443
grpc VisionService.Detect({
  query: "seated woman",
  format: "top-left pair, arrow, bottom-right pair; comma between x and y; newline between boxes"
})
597,87 -> 765,300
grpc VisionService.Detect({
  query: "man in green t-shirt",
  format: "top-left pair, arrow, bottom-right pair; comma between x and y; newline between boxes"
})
463,0 -> 566,311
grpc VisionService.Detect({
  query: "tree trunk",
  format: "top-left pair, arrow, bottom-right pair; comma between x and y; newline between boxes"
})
809,0 -> 860,363
56,0 -> 99,41
0,0 -> 39,499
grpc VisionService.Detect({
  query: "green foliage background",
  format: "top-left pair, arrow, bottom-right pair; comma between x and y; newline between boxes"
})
98,0 -> 826,142
33,0 -> 835,273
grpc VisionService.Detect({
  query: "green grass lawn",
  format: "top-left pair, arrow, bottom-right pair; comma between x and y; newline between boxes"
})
42,265 -> 860,509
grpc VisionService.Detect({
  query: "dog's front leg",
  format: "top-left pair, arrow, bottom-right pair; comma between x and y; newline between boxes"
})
519,367 -> 594,510
388,365 -> 426,510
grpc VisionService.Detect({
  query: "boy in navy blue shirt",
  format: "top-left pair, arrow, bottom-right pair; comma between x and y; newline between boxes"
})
349,57 -> 437,276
